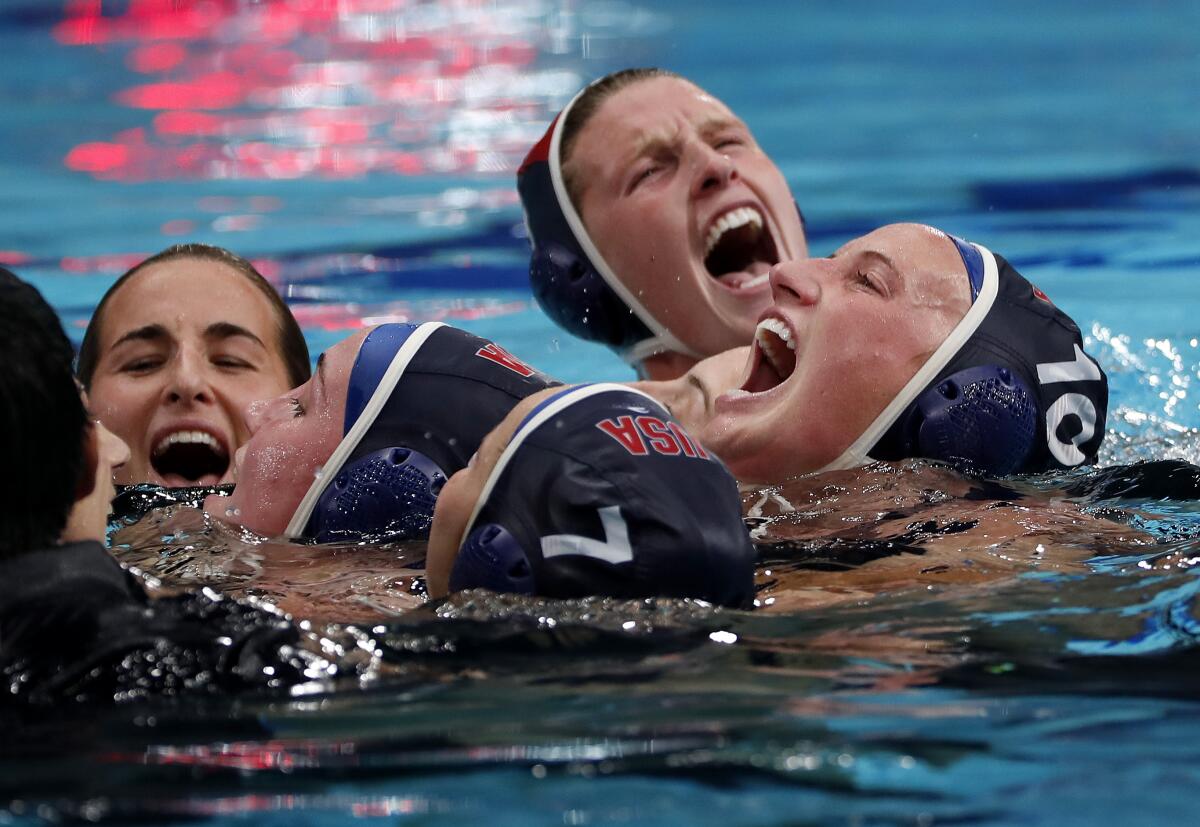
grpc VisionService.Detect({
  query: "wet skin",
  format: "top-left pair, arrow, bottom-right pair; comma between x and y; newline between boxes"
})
87,258 -> 293,488
635,223 -> 971,484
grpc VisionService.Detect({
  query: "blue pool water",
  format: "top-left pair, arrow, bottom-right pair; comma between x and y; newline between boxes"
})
3,1 -> 1200,824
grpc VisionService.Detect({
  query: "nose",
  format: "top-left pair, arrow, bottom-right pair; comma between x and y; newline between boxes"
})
690,141 -> 738,198
768,259 -> 822,306
242,397 -> 277,434
166,347 -> 213,405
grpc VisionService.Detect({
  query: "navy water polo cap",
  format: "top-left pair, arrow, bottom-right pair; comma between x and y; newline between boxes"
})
517,87 -> 702,366
286,322 -> 558,543
449,383 -> 756,607
824,235 -> 1108,476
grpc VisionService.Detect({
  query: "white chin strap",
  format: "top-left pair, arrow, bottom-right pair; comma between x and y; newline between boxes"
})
817,242 -> 1000,473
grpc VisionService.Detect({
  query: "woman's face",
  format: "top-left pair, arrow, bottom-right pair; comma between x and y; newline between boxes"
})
700,223 -> 971,484
566,76 -> 808,360
206,330 -> 366,538
87,258 -> 293,487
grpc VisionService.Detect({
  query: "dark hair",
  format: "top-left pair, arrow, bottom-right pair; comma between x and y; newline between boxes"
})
559,67 -> 682,206
0,268 -> 89,556
77,243 -> 310,389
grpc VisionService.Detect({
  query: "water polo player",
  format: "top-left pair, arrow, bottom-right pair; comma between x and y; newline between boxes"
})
425,384 -> 755,608
639,223 -> 1109,483
207,322 -> 558,541
79,243 -> 309,489
518,68 -> 808,380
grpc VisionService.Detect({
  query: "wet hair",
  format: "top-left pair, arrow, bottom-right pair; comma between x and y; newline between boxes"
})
76,243 -> 310,389
559,67 -> 682,205
0,268 -> 89,556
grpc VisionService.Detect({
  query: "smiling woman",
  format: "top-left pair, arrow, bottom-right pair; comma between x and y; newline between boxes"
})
77,244 -> 310,488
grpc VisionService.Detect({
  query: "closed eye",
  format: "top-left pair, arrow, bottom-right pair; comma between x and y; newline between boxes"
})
120,356 -> 163,373
628,164 -> 661,193
290,397 -> 305,417
856,271 -> 887,296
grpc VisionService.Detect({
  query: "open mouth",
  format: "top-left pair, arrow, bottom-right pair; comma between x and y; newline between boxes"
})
742,318 -> 797,393
703,206 -> 780,290
151,430 -> 230,486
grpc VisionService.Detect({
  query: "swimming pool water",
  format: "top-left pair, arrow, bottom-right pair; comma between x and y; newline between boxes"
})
3,1 -> 1200,824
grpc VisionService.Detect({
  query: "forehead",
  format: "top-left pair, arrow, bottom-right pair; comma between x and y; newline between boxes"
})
316,328 -> 370,397
577,78 -> 740,158
837,224 -> 965,291
322,329 -> 368,374
102,258 -> 277,340
599,76 -> 735,123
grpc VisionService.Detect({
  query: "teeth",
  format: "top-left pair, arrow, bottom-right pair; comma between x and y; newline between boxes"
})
755,318 -> 794,351
154,430 -> 226,457
736,272 -> 771,291
755,318 -> 795,378
705,206 -> 763,257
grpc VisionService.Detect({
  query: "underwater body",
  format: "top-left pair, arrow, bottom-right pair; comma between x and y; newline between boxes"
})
4,1 -> 1200,824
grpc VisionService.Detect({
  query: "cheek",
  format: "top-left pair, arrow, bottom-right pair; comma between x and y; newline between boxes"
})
90,380 -> 151,427
230,435 -> 324,535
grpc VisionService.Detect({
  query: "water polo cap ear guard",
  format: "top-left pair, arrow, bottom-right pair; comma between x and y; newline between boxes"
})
450,523 -> 536,595
305,446 -> 447,544
517,90 -> 701,366
286,323 -> 448,542
824,235 -> 1107,476
884,364 -> 1038,475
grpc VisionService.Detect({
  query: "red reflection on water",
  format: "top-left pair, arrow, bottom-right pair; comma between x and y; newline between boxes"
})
119,71 -> 248,109
56,0 -> 567,182
127,41 -> 187,73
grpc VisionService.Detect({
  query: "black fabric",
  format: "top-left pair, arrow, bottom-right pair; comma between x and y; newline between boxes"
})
472,387 -> 756,607
348,325 -> 561,477
871,254 -> 1108,472
0,542 -> 309,704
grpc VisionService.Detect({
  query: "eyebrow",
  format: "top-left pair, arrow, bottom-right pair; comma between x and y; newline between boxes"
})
860,249 -> 900,275
109,322 -> 266,350
204,321 -> 267,349
629,114 -> 744,159
830,248 -> 901,275
313,353 -> 327,398
688,372 -> 713,417
110,324 -> 168,349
